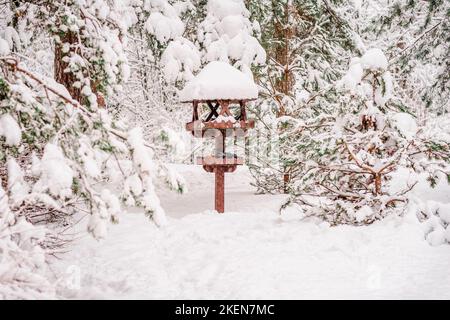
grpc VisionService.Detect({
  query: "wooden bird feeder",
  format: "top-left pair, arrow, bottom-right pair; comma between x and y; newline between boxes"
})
179,61 -> 258,213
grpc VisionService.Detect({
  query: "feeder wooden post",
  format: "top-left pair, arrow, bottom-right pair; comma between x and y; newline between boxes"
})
214,129 -> 225,212
215,167 -> 225,213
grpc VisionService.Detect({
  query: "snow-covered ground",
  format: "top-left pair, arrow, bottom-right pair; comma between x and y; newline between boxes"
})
53,165 -> 450,299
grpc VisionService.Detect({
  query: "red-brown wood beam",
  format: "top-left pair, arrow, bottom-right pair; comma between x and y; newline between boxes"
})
215,167 -> 225,213
239,101 -> 247,121
193,101 -> 199,121
218,100 -> 232,116
185,119 -> 255,132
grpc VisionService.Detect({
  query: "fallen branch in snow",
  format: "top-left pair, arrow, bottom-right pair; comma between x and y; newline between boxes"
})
319,183 -> 364,199
343,141 -> 377,174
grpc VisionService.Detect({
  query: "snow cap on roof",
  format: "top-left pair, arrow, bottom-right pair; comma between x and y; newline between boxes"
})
179,61 -> 258,102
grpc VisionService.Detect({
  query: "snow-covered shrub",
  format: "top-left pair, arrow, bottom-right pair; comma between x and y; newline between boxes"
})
111,40 -> 188,161
0,177 -> 55,299
411,117 -> 450,245
279,48 -> 450,225
197,0 -> 266,74
0,56 -> 167,236
135,0 -> 202,77
109,0 -> 198,166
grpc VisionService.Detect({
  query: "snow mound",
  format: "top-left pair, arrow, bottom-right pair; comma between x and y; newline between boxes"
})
208,0 -> 244,19
391,112 -> 418,140
179,61 -> 258,102
0,114 -> 21,146
361,48 -> 388,71
33,143 -> 74,199
145,10 -> 184,43
341,57 -> 364,92
0,38 -> 10,55
161,37 -> 201,83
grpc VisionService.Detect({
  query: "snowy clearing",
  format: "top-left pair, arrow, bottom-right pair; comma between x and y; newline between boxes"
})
54,165 -> 450,300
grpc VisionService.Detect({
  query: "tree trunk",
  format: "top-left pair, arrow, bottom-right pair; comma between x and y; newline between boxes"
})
54,31 -> 105,107
272,3 -> 296,192
273,2 -> 295,117
374,173 -> 382,196
283,172 -> 290,193
54,31 -> 82,103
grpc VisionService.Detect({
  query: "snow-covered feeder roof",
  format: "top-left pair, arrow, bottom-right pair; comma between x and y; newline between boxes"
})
179,61 -> 258,103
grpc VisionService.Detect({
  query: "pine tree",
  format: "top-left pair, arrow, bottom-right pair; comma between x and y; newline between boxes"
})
280,48 -> 450,225
0,0 -> 172,240
246,0 -> 359,193
357,0 -> 449,119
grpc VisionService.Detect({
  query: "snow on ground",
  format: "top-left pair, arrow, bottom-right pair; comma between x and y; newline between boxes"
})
53,165 -> 450,299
